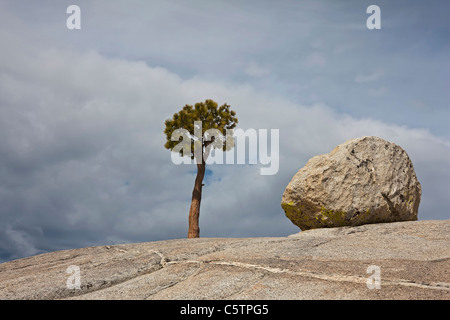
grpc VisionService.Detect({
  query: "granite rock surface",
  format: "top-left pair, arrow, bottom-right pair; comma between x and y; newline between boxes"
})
0,220 -> 448,300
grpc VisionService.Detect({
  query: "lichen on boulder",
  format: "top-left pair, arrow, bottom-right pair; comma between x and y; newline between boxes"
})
281,136 -> 421,230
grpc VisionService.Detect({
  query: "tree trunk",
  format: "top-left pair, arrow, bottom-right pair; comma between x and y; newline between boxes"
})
187,162 -> 205,238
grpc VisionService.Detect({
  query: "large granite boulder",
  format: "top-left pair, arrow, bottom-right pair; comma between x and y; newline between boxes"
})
281,136 -> 421,230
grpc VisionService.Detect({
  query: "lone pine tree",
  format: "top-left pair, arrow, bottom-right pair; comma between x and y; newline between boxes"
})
164,99 -> 238,238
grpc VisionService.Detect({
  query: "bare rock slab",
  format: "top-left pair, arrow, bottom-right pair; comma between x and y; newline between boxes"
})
0,220 -> 448,300
282,136 -> 421,230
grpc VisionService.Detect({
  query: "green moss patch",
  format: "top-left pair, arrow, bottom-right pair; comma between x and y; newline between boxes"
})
281,200 -> 318,230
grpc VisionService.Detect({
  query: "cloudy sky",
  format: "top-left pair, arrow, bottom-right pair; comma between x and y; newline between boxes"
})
0,0 -> 449,262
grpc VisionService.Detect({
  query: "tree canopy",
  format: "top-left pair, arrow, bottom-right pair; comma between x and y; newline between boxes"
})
164,99 -> 238,161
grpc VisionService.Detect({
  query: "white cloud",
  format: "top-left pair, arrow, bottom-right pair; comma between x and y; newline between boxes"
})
310,39 -> 324,49
368,86 -> 388,96
303,52 -> 327,68
244,61 -> 270,77
355,70 -> 384,83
